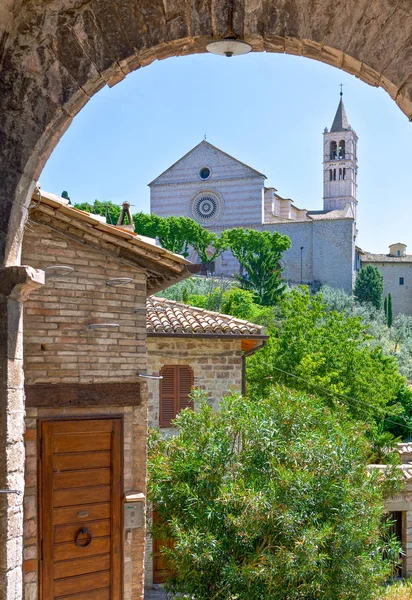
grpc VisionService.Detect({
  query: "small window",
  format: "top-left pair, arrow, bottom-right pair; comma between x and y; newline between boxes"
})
400,277 -> 404,286
333,169 -> 336,181
397,250 -> 401,256
159,365 -> 194,427
329,169 -> 333,181
199,167 -> 211,180
343,168 -> 346,180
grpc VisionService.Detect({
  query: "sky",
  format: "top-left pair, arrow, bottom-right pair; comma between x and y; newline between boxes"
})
40,52 -> 412,254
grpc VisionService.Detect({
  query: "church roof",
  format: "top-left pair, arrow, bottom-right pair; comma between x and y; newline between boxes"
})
148,140 -> 266,186
330,98 -> 350,132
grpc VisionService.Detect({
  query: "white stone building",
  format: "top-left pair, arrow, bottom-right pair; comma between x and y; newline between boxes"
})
361,243 -> 412,316
150,95 -> 360,294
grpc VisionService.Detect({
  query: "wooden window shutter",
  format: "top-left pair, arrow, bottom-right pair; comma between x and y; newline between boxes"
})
159,365 -> 194,427
178,366 -> 194,413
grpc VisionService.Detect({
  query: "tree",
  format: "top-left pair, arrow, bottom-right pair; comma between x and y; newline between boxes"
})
148,388 -> 401,600
388,293 -> 393,328
222,228 -> 291,305
354,265 -> 384,309
74,200 -> 121,224
133,213 -> 223,262
247,288 -> 406,431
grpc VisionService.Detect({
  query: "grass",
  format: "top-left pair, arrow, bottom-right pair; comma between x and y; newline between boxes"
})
378,581 -> 412,599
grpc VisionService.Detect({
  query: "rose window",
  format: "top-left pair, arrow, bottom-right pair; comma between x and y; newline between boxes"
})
193,194 -> 219,221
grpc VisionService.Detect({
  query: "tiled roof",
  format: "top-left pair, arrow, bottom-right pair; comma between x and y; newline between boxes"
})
146,297 -> 266,337
362,253 -> 412,263
369,463 -> 412,481
398,443 -> 412,455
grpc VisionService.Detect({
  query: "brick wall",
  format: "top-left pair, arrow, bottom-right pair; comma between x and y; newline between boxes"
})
144,336 -> 243,587
22,222 -> 149,600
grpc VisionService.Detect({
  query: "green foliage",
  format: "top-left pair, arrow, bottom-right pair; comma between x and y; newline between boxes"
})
247,288 -> 406,435
148,388 -> 401,600
222,228 -> 291,305
133,213 -> 223,261
354,265 -> 384,309
388,294 -> 393,328
74,200 -> 121,225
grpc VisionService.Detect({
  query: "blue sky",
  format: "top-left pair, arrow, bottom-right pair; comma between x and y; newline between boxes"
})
40,52 -> 412,253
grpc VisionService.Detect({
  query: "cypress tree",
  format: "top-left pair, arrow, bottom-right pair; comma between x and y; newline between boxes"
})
384,295 -> 388,319
387,293 -> 393,328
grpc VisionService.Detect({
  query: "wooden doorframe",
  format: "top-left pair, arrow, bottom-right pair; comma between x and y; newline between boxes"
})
38,415 -> 124,600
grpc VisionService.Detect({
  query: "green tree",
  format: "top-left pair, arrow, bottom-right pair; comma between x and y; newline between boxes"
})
354,265 -> 384,309
222,228 -> 291,305
388,293 -> 393,328
74,200 -> 121,224
247,288 -> 405,431
133,213 -> 223,262
148,388 -> 401,600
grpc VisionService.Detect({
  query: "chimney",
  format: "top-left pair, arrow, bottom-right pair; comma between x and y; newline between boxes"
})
117,201 -> 135,233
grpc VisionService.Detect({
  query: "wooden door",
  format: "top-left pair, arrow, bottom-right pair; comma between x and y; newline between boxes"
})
39,418 -> 122,600
152,512 -> 174,584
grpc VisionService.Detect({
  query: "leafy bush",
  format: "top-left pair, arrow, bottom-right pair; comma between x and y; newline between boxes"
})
148,388 -> 401,600
247,288 -> 407,438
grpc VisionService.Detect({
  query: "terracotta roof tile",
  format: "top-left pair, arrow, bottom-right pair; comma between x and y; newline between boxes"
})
146,297 -> 266,338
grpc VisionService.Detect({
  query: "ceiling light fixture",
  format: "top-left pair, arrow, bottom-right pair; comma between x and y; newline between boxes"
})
206,0 -> 252,58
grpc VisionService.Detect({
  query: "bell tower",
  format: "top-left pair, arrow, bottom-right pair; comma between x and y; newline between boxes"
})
323,89 -> 358,217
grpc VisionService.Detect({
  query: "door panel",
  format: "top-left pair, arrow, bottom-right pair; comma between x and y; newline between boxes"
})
53,503 -> 111,526
40,418 -> 122,600
54,554 -> 111,579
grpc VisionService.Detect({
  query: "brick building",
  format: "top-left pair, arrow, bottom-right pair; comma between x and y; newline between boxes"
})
143,296 -> 267,587
21,191 -> 192,600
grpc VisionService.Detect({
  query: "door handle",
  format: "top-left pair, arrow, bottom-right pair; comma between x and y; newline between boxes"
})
75,527 -> 93,548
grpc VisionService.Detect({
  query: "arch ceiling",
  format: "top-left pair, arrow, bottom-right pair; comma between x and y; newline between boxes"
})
1,0 -> 412,264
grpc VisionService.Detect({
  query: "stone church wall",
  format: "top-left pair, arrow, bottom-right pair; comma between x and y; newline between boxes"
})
368,262 -> 412,317
151,176 -> 265,229
312,219 -> 355,293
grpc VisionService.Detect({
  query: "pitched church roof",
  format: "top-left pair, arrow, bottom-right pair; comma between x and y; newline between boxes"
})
330,98 -> 350,132
148,140 -> 266,186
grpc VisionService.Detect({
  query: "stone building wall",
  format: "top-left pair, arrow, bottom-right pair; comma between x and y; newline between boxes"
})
21,223 -> 149,600
366,262 -> 412,317
150,142 -> 265,228
312,219 -> 356,293
144,336 -> 244,587
211,219 -> 355,294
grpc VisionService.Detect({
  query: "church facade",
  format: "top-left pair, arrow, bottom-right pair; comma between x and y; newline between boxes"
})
150,97 -> 360,294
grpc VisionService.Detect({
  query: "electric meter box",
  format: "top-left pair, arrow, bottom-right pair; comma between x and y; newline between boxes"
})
124,492 -> 145,529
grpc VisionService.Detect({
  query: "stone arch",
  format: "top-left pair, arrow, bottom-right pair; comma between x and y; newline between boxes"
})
1,0 -> 412,265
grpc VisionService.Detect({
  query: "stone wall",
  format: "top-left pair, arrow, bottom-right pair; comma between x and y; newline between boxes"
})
21,222 -> 149,600
366,262 -> 412,317
144,336 -> 244,587
150,142 -> 265,228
